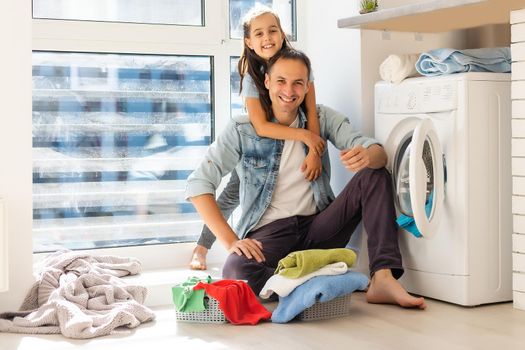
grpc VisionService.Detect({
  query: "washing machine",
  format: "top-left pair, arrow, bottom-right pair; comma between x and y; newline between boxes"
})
374,72 -> 512,306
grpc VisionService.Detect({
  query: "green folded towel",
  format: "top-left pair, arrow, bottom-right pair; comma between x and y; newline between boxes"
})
172,275 -> 212,312
275,248 -> 357,278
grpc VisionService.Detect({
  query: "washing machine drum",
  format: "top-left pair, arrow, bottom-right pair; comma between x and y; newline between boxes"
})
391,118 -> 445,238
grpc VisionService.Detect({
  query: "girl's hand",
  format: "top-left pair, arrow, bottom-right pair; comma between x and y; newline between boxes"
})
302,130 -> 326,157
300,151 -> 323,182
340,146 -> 371,173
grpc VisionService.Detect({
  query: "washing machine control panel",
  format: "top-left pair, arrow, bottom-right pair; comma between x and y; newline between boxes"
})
375,79 -> 458,114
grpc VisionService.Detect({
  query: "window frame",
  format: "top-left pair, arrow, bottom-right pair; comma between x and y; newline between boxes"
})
31,0 -> 305,270
32,0 -> 207,27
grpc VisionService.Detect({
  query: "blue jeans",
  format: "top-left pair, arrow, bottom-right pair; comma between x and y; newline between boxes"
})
196,169 -> 240,249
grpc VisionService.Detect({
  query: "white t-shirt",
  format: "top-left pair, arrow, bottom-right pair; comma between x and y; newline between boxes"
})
253,116 -> 317,230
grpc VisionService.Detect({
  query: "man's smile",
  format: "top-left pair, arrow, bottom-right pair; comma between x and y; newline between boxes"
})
278,94 -> 297,103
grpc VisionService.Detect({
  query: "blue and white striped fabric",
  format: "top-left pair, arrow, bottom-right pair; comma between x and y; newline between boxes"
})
415,47 -> 511,76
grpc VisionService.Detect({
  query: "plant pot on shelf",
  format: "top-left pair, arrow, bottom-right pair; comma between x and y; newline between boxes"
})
360,0 -> 378,14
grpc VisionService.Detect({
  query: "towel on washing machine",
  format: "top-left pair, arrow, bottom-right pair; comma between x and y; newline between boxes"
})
379,53 -> 421,84
415,47 -> 511,76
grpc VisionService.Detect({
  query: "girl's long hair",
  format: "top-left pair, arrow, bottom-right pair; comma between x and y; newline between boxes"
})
237,6 -> 292,118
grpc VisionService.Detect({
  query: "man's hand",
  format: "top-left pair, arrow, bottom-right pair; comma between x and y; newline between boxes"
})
340,146 -> 371,173
340,144 -> 387,172
228,238 -> 265,263
300,151 -> 322,181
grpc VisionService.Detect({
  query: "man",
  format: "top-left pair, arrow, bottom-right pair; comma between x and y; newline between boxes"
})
185,49 -> 426,309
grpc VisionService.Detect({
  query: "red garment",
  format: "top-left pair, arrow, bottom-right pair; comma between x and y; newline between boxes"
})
193,280 -> 271,325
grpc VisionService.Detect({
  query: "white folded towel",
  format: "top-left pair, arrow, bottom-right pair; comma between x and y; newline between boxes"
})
259,262 -> 348,299
379,53 -> 421,84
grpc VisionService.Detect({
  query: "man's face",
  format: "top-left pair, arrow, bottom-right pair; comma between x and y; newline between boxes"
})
264,58 -> 309,116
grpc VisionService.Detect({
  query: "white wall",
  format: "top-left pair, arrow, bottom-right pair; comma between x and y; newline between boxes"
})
300,0 -> 363,194
0,1 -> 34,312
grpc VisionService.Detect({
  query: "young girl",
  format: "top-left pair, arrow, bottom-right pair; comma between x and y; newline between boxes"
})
190,5 -> 324,270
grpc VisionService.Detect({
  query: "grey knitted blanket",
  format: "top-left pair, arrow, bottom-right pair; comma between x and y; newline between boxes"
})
0,250 -> 155,338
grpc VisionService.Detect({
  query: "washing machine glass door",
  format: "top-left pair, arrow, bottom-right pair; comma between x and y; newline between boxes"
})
395,118 -> 445,238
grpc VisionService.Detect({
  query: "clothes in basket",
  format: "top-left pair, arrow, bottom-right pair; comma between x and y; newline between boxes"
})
173,277 -> 271,325
172,276 -> 211,312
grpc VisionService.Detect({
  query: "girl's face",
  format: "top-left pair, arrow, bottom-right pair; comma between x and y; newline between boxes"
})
245,12 -> 285,61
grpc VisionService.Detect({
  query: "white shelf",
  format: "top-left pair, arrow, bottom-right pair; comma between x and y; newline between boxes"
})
338,0 -> 525,33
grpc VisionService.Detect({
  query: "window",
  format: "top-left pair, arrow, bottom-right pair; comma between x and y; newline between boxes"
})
230,56 -> 242,117
32,51 -> 212,252
30,1 -> 300,266
229,0 -> 296,40
32,0 -> 204,26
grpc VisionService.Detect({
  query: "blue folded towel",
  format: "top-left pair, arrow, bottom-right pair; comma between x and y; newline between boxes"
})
396,191 -> 434,238
416,47 -> 511,76
271,271 -> 369,323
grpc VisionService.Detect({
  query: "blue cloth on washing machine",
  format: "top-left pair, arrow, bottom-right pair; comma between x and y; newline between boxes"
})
271,271 -> 369,323
396,191 -> 434,238
397,213 -> 423,238
415,47 -> 511,76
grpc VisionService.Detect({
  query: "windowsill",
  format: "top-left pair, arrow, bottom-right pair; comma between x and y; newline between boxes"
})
123,263 -> 224,307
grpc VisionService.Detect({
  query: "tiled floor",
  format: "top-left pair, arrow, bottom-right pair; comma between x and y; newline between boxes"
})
1,293 -> 525,350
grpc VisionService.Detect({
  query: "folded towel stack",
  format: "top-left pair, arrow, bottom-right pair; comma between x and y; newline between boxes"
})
260,248 -> 368,323
416,47 -> 511,76
259,262 -> 348,299
271,271 -> 369,323
275,248 -> 356,278
379,53 -> 421,84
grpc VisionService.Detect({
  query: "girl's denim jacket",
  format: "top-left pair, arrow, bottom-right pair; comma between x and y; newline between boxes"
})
185,105 -> 379,239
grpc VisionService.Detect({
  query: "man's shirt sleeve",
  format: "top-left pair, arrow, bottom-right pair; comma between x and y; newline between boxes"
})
318,105 -> 380,150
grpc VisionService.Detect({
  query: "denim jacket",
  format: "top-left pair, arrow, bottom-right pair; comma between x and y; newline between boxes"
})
185,104 -> 379,239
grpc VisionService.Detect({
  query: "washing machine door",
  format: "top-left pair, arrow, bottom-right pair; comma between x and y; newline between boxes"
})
395,118 -> 445,238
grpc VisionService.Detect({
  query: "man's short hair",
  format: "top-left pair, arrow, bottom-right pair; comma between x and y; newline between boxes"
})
267,48 -> 312,82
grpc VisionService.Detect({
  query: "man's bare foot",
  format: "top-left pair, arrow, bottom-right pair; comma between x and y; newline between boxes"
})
189,245 -> 208,270
366,269 -> 426,309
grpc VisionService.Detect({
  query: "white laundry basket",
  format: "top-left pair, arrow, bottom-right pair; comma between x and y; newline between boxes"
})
297,293 -> 352,321
174,294 -> 227,324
